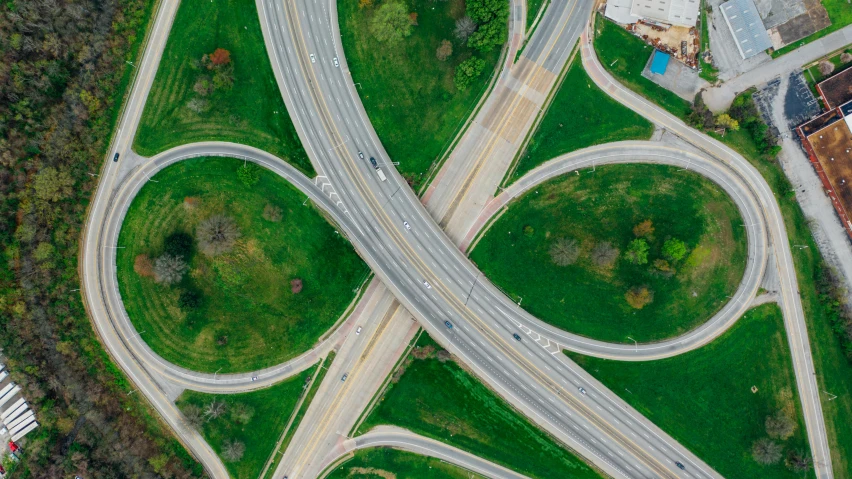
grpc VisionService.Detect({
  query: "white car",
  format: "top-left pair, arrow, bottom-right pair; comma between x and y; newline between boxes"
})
355,326 -> 362,335
403,221 -> 411,230
578,387 -> 587,395
310,54 -> 316,63
423,281 -> 431,289
251,375 -> 258,382
333,57 -> 340,67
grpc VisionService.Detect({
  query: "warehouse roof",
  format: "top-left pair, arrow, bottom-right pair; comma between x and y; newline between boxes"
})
720,0 -> 773,58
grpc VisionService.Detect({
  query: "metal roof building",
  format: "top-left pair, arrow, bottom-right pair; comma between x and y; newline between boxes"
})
630,0 -> 699,27
720,0 -> 772,59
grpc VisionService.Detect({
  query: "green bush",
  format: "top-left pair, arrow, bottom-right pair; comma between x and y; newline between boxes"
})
454,57 -> 486,90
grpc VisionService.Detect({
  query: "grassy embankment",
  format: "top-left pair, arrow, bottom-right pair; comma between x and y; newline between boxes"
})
134,0 -> 313,175
699,4 -> 719,82
472,164 -> 746,342
509,55 -> 653,182
117,157 -> 368,372
357,333 -> 603,479
594,15 -> 692,119
176,367 -> 316,479
593,11 -> 852,476
326,447 -> 487,479
772,0 -> 852,58
567,304 -> 814,479
339,0 -> 502,190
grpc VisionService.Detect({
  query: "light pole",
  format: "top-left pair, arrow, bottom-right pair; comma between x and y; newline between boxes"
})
627,336 -> 637,352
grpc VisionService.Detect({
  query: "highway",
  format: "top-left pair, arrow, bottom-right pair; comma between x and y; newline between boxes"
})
76,0 -> 835,475
580,26 -> 833,478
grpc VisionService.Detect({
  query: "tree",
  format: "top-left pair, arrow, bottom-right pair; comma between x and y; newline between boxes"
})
841,52 -> 852,63
186,97 -> 209,113
33,242 -> 55,262
765,410 -> 796,440
204,400 -> 226,420
196,215 -> 241,256
436,39 -> 453,61
164,231 -> 194,257
819,60 -> 835,76
358,0 -> 373,7
210,48 -> 231,66
221,440 -> 245,462
408,12 -> 418,25
153,254 -> 188,284
653,258 -> 673,273
182,404 -> 204,429
134,254 -> 155,278
752,438 -> 783,465
291,278 -> 303,294
454,16 -> 477,41
178,289 -> 202,309
193,77 -> 212,96
465,0 -> 508,52
231,403 -> 254,425
591,242 -> 619,268
33,167 -> 74,202
370,1 -> 412,44
549,237 -> 580,266
625,286 -> 653,309
213,64 -> 234,90
263,204 -> 283,222
625,239 -> 649,265
237,163 -> 260,187
785,450 -> 813,472
715,113 -> 740,131
632,219 -> 654,238
662,238 -> 688,261
522,225 -> 534,236
454,57 -> 486,90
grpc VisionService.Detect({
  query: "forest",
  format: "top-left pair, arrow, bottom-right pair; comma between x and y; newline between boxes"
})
0,0 -> 203,476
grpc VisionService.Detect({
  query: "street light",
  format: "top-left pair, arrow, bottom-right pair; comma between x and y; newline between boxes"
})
627,336 -> 637,352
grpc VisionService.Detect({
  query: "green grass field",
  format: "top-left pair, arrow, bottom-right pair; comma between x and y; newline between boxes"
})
116,157 -> 368,373
594,15 -> 692,119
176,368 -> 315,479
772,0 -> 852,58
357,334 -> 602,479
567,304 -> 814,479
133,0 -> 312,175
707,100 -> 852,478
511,55 -> 653,181
526,0 -> 547,31
326,448 -> 486,479
471,164 -> 746,342
339,0 -> 502,190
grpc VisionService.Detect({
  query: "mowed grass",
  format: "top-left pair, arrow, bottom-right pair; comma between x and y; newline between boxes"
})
526,0 -> 546,31
326,448 -> 487,479
357,334 -> 603,479
511,55 -> 654,181
116,157 -> 368,372
594,15 -> 692,119
471,164 -> 746,342
772,0 -> 852,58
566,304 -> 815,479
176,367 -> 315,479
133,0 -> 312,175
339,0 -> 502,189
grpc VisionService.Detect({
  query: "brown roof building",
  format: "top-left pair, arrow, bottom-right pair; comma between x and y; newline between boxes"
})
816,66 -> 852,110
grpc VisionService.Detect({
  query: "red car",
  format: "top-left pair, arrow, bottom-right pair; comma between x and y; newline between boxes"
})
8,441 -> 18,453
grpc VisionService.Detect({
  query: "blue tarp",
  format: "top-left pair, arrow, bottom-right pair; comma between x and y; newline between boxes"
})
650,51 -> 670,75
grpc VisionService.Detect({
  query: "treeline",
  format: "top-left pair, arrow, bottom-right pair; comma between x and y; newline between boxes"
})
0,0 -> 203,477
689,91 -> 781,161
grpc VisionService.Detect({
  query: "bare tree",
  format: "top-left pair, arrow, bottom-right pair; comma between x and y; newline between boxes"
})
819,60 -> 835,76
221,440 -> 245,462
231,403 -> 254,425
591,242 -> 619,268
549,237 -> 580,266
262,204 -> 283,222
786,449 -> 813,472
196,215 -> 241,256
752,438 -> 783,465
765,410 -> 796,440
436,39 -> 453,61
454,16 -> 476,41
186,97 -> 209,113
182,404 -> 203,429
153,254 -> 188,284
203,400 -> 226,420
842,52 -> 852,63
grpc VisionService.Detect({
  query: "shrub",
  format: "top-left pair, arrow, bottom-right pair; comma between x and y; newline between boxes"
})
663,238 -> 688,261
625,286 -> 653,309
291,278 -> 303,294
436,39 -> 453,61
178,289 -> 202,309
454,57 -> 486,90
632,219 -> 654,238
237,163 -> 260,187
625,239 -> 649,265
164,231 -> 194,257
522,225 -> 534,237
134,254 -> 155,278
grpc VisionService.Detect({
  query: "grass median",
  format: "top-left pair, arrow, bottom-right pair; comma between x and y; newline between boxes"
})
472,164 -> 746,343
176,368 -> 315,479
567,304 -> 814,479
116,157 -> 368,373
326,447 -> 487,479
339,0 -> 502,190
133,0 -> 312,175
510,55 -> 653,182
356,333 -> 603,479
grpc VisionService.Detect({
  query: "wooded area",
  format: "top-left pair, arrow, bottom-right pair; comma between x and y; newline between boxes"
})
0,0 -> 203,476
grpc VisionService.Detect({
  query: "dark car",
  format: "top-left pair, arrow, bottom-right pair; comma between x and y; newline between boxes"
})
444,320 -> 453,329
113,152 -> 120,162
341,373 -> 348,382
369,156 -> 378,169
513,333 -> 521,341
675,461 -> 685,470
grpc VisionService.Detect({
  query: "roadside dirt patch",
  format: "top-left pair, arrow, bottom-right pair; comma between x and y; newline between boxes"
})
349,467 -> 396,479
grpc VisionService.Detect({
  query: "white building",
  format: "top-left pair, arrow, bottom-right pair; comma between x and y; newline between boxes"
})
605,0 -> 700,27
